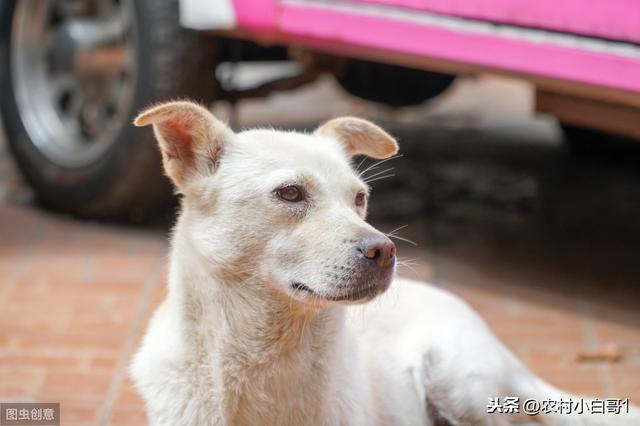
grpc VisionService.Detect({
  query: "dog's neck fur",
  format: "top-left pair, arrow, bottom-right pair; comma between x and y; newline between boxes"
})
166,213 -> 363,424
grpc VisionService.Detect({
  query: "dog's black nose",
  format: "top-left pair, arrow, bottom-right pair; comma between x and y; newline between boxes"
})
358,236 -> 396,268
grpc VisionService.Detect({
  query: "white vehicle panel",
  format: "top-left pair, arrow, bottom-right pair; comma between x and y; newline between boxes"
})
180,0 -> 236,30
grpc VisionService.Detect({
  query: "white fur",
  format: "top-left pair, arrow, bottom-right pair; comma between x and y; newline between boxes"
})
131,106 -> 639,426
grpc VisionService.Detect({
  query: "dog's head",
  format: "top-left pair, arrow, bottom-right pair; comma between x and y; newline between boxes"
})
135,101 -> 399,305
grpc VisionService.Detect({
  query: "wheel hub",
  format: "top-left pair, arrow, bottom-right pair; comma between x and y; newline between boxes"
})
50,16 -> 127,76
11,0 -> 137,168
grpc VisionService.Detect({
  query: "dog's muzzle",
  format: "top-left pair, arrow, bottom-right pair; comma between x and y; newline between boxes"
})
291,235 -> 396,303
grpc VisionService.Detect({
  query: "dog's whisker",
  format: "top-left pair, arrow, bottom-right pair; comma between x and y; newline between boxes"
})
358,156 -> 397,177
362,167 -> 393,182
358,163 -> 379,177
354,156 -> 368,173
363,174 -> 395,184
388,234 -> 417,246
396,255 -> 418,273
385,224 -> 409,237
358,154 -> 403,177
360,164 -> 380,178
363,167 -> 394,182
396,262 -> 418,274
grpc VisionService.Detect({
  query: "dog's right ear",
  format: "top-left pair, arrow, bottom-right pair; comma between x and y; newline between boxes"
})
134,101 -> 233,188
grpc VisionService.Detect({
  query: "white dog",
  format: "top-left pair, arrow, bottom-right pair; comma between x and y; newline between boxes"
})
130,101 -> 638,426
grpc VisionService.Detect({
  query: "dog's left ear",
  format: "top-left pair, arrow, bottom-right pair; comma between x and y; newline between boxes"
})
314,117 -> 398,159
134,101 -> 233,189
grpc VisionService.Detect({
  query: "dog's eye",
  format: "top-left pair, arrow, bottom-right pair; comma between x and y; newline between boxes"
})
355,191 -> 367,208
277,185 -> 304,202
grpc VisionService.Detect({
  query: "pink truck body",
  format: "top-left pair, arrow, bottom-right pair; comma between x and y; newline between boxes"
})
223,0 -> 640,95
181,0 -> 640,135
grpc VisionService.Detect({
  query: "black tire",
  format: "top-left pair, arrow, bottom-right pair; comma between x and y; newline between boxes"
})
0,0 -> 218,221
336,59 -> 455,107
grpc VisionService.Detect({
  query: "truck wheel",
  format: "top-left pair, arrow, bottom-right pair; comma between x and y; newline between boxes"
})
336,59 -> 455,107
0,0 -> 217,220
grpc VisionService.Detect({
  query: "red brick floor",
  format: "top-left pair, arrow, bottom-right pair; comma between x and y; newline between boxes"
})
1,202 -> 639,425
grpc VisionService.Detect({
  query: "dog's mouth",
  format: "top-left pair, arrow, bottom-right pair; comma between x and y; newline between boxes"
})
290,280 -> 386,303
